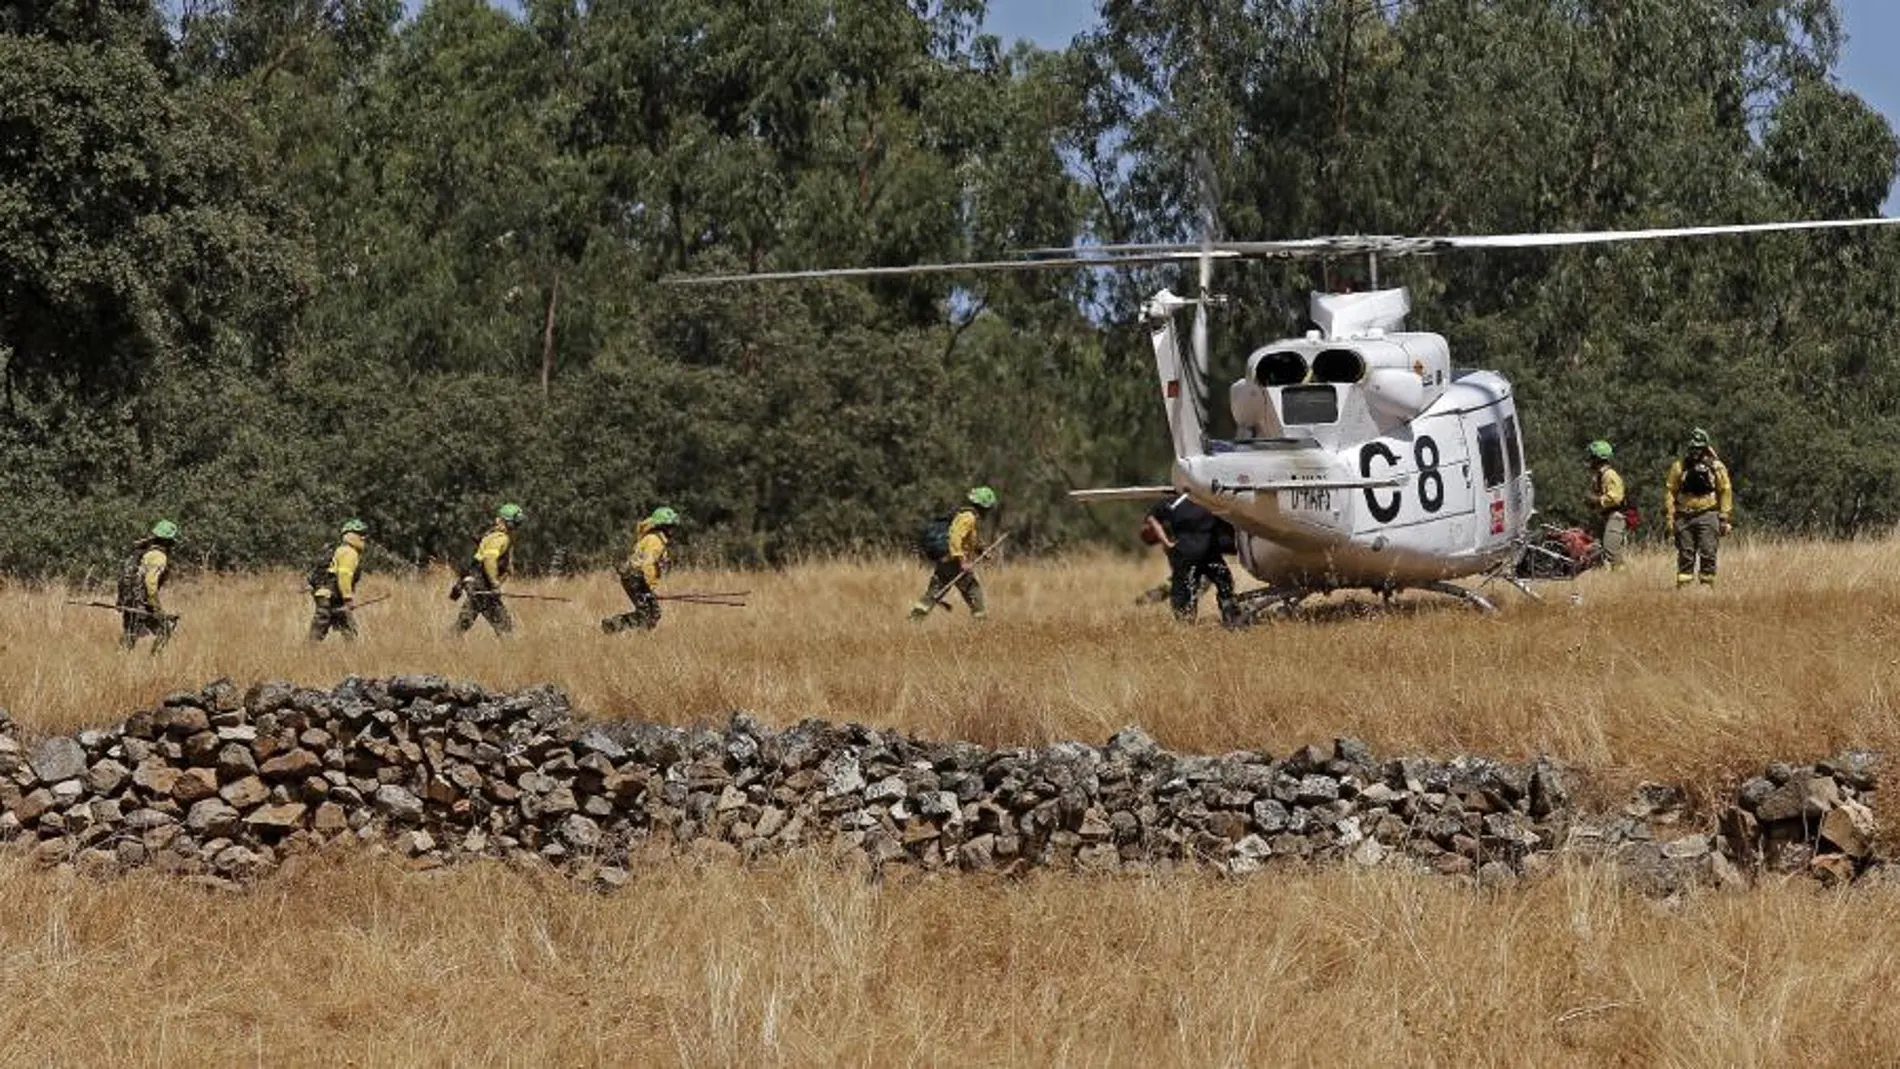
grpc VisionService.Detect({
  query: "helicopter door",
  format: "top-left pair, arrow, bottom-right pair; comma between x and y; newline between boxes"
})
1501,410 -> 1529,537
1472,416 -> 1511,547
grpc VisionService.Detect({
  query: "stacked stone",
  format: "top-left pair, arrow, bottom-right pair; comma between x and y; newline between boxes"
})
0,677 -> 1881,891
1717,754 -> 1881,887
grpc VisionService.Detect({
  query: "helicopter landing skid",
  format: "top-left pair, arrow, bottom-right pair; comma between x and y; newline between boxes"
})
1420,580 -> 1498,615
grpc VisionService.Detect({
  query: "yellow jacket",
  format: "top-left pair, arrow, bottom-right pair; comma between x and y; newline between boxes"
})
1664,454 -> 1732,525
473,523 -> 512,585
140,547 -> 169,608
1589,465 -> 1625,512
625,523 -> 669,586
318,534 -> 365,600
947,507 -> 980,564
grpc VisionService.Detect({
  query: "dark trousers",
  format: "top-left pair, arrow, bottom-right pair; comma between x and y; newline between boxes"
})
308,593 -> 358,642
602,570 -> 661,633
1169,550 -> 1238,624
912,559 -> 985,616
118,606 -> 172,653
453,575 -> 514,634
1675,511 -> 1722,583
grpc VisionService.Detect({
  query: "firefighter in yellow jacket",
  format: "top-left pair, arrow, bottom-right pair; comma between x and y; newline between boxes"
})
117,520 -> 178,653
1585,440 -> 1627,570
452,504 -> 524,634
1663,428 -> 1733,587
909,487 -> 996,620
602,507 -> 678,633
308,519 -> 369,642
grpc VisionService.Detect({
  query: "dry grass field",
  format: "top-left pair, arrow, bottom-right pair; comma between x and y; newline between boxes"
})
2,538 -> 1899,1064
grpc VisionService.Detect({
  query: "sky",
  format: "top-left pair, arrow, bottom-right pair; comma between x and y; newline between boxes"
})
982,0 -> 1900,212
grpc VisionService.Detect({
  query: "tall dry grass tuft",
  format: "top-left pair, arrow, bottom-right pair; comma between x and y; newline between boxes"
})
3,540 -> 1900,1061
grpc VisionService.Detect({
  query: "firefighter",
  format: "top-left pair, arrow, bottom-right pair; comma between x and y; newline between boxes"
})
1663,428 -> 1733,587
1585,440 -> 1628,570
308,519 -> 369,642
452,503 -> 525,634
602,507 -> 678,633
1145,494 -> 1241,625
909,486 -> 996,620
118,520 -> 178,653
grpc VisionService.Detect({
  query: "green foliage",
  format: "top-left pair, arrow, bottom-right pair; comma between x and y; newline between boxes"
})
3,0 -> 1900,579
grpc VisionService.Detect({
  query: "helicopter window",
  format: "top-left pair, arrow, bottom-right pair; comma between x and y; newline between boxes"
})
1311,349 -> 1365,384
1502,415 -> 1523,479
1254,351 -> 1308,387
1477,422 -> 1506,488
1281,385 -> 1338,424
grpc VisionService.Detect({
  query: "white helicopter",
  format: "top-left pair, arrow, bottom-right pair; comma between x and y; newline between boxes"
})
672,217 -> 1900,615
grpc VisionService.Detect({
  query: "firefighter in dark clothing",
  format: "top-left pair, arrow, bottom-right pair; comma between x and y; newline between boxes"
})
1144,494 -> 1240,625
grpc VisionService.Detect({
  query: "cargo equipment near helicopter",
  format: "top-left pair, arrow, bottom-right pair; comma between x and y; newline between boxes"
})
668,216 -> 1900,617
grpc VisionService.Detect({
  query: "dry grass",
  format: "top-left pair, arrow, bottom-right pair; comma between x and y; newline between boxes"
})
0,852 -> 1896,1066
2,537 -> 1899,1063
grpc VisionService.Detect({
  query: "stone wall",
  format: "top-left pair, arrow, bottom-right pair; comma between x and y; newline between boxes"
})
0,677 -> 1882,891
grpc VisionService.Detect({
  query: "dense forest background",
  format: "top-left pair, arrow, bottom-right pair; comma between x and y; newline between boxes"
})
4,0 -> 1900,575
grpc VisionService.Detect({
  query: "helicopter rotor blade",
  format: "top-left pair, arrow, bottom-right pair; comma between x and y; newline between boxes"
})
1015,216 -> 1900,261
662,251 -> 1234,285
665,217 -> 1900,285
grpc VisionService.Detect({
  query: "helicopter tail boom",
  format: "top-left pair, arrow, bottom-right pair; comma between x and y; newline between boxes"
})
1146,290 -> 1207,460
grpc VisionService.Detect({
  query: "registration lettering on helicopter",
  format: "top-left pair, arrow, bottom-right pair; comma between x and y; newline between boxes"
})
1281,475 -> 1335,512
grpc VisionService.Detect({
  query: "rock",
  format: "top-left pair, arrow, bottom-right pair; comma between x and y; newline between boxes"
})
312,802 -> 350,835
260,749 -> 322,781
86,759 -> 129,795
185,799 -> 242,838
14,788 -> 55,824
246,803 -> 307,831
1819,799 -> 1877,859
1105,726 -> 1162,766
153,705 -> 211,736
559,814 -> 602,850
30,738 -> 87,784
216,745 -> 258,780
1810,853 -> 1855,888
864,776 -> 906,804
1294,775 -> 1340,805
1349,838 -> 1388,867
1755,777 -> 1840,824
821,752 -> 865,797
1661,835 -> 1712,861
1819,750 -> 1879,792
171,768 -> 218,804
133,762 -> 182,796
219,776 -> 270,810
373,785 -> 425,823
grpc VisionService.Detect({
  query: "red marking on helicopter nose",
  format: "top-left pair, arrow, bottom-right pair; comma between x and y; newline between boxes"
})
1165,380 -> 1180,398
1490,499 -> 1506,534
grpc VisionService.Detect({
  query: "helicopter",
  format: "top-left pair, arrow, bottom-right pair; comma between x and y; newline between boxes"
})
670,216 -> 1900,616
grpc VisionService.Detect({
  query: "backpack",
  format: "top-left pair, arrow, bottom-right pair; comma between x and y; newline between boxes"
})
306,546 -> 334,591
116,551 -> 144,606
916,514 -> 953,561
1680,455 -> 1716,496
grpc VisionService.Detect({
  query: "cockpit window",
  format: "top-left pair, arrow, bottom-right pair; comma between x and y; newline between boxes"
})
1311,349 -> 1365,384
1254,351 -> 1308,387
1280,385 -> 1338,425
1477,422 -> 1505,488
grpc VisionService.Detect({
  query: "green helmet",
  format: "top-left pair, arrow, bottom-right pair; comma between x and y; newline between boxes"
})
497,503 -> 526,525
341,518 -> 369,535
1689,427 -> 1712,449
646,506 -> 680,528
967,486 -> 998,509
150,519 -> 179,541
1587,440 -> 1613,461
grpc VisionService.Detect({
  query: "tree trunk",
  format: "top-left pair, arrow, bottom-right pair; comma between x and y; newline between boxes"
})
540,268 -> 560,396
